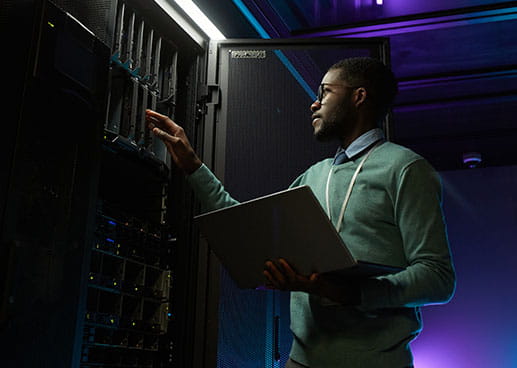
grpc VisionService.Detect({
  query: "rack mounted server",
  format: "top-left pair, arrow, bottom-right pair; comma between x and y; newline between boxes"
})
1,0 -> 205,367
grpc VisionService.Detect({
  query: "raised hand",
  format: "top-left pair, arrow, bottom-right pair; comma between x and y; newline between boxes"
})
145,109 -> 202,174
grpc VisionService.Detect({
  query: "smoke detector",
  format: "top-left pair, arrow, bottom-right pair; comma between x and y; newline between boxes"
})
462,152 -> 482,169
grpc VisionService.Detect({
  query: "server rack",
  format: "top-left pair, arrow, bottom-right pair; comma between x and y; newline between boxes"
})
1,0 -> 210,367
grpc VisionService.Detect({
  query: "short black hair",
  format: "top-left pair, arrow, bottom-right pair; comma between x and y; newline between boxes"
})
329,57 -> 398,120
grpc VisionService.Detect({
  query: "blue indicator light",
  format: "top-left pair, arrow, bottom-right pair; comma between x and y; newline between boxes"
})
108,221 -> 116,226
106,238 -> 115,243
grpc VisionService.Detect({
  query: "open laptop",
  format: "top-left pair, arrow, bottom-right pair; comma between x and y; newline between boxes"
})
194,185 -> 403,289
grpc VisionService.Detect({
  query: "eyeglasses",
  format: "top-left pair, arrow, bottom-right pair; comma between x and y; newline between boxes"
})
316,83 -> 360,103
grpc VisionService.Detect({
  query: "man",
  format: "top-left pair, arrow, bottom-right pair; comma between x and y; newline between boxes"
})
146,57 -> 456,368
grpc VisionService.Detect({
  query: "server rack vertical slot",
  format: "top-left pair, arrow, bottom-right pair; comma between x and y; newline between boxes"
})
134,18 -> 145,72
119,6 -> 132,65
143,28 -> 154,86
150,37 -> 167,161
124,11 -> 138,140
113,2 -> 125,56
105,65 -> 124,134
142,28 -> 155,148
127,77 -> 139,140
134,18 -> 146,145
105,1 -> 125,133
125,12 -> 136,67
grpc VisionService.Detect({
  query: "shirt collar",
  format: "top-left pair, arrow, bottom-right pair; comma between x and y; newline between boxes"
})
334,128 -> 385,163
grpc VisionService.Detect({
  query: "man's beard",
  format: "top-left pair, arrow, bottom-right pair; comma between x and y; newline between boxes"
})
314,103 -> 353,143
314,119 -> 340,142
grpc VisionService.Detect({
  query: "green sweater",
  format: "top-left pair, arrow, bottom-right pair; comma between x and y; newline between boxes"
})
187,141 -> 455,368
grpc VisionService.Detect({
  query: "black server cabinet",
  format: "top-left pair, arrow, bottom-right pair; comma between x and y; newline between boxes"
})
1,0 -> 208,367
1,1 -> 111,366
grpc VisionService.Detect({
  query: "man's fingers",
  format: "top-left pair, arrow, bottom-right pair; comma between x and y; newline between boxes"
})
152,128 -> 187,162
145,110 -> 168,129
146,109 -> 169,122
146,109 -> 182,135
263,270 -> 280,289
278,259 -> 297,280
152,127 -> 179,143
265,261 -> 286,286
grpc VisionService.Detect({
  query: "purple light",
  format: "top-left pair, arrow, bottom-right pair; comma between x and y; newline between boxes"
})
462,152 -> 482,169
295,7 -> 517,38
376,0 -> 383,5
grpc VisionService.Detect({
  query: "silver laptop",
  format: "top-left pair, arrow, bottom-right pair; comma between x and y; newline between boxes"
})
194,185 -> 402,289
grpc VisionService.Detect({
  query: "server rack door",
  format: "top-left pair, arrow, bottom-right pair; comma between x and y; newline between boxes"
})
204,38 -> 391,368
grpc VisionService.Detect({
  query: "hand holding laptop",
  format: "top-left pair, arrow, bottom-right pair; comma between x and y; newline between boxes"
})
264,258 -> 320,292
264,258 -> 362,305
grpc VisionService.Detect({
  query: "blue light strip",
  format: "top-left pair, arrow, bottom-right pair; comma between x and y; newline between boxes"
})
232,0 -> 271,39
273,50 -> 317,101
231,0 -> 317,101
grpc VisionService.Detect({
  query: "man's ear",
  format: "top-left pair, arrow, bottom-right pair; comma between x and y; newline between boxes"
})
354,87 -> 367,107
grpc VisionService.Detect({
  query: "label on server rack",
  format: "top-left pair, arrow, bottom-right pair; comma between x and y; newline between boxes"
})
230,50 -> 267,59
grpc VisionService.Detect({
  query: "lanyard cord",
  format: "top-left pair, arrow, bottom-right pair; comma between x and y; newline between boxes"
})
325,141 -> 382,233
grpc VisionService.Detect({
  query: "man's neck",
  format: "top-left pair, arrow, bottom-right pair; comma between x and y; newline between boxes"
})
340,123 -> 378,149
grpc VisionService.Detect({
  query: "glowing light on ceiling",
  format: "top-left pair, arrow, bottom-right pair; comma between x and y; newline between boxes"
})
161,0 -> 226,39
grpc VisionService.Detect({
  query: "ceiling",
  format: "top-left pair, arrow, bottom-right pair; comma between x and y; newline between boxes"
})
194,0 -> 517,171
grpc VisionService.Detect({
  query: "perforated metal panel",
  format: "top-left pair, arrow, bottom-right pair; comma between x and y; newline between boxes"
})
51,0 -> 116,46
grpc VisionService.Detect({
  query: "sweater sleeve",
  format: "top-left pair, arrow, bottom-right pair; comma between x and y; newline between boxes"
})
186,164 -> 240,212
288,171 -> 306,188
359,159 -> 456,310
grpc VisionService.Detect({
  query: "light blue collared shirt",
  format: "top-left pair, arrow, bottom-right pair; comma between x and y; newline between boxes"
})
333,128 -> 385,165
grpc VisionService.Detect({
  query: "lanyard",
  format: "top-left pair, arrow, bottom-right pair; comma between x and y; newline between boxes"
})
325,142 -> 381,233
